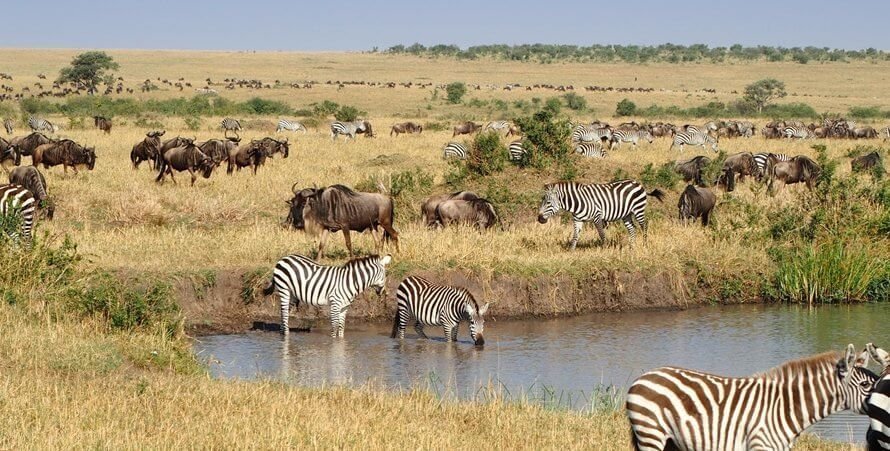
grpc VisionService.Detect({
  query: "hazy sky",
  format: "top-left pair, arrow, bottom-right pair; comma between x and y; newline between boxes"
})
2,0 -> 888,51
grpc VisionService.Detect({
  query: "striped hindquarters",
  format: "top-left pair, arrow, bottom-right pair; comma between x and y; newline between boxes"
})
611,130 -> 652,147
671,131 -> 717,151
508,140 -> 526,161
331,121 -> 362,140
0,183 -> 36,242
220,118 -> 241,132
753,153 -> 790,177
572,124 -> 610,143
443,142 -> 468,159
868,374 -> 890,450
574,141 -> 606,158
27,116 -> 56,133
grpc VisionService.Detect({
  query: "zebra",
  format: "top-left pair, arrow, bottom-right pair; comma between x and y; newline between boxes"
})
220,118 -> 241,137
574,141 -> 606,158
881,126 -> 890,142
866,343 -> 890,450
330,120 -> 366,141
262,254 -> 392,337
390,276 -> 488,346
484,120 -> 510,134
276,119 -> 306,133
508,140 -> 526,161
571,124 -> 610,143
537,180 -> 665,249
753,152 -> 791,181
443,142 -> 468,160
669,130 -> 718,153
626,345 -> 877,451
783,126 -> 815,139
0,184 -> 36,244
27,116 -> 57,133
3,118 -> 13,135
610,130 -> 653,150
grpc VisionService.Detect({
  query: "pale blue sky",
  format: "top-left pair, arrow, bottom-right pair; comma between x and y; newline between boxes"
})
2,0 -> 888,51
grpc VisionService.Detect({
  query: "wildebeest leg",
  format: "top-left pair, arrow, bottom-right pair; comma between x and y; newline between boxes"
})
569,220 -> 583,250
369,227 -> 381,253
342,230 -> 354,256
168,167 -> 177,185
701,211 -> 710,227
189,169 -> 197,186
316,229 -> 330,260
380,223 -> 400,253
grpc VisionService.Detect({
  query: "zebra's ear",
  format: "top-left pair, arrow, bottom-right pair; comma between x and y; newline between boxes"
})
867,343 -> 890,368
380,254 -> 392,266
844,344 -> 857,373
478,303 -> 489,316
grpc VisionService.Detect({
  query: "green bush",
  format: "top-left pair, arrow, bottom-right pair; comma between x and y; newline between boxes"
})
773,241 -> 883,304
465,131 -> 508,176
513,109 -> 573,171
75,273 -> 180,334
543,97 -> 562,115
563,93 -> 587,111
639,163 -> 681,190
615,99 -> 637,116
242,97 -> 292,115
311,100 -> 340,117
184,116 -> 202,131
334,105 -> 366,122
446,82 -> 467,104
849,106 -> 888,119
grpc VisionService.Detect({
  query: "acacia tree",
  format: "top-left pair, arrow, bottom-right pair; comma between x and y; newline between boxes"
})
743,78 -> 786,114
57,51 -> 119,94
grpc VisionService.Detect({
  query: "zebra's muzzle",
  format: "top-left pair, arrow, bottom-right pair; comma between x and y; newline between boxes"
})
474,335 -> 485,346
537,215 -> 548,224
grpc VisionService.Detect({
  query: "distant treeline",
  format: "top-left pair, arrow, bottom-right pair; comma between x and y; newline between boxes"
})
381,43 -> 888,63
17,95 -> 293,118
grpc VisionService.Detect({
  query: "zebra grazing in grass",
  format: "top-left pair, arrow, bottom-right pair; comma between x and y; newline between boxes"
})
572,124 -> 611,143
627,345 -> 877,451
3,118 -> 13,135
262,254 -> 392,337
391,276 -> 488,346
443,142 -> 468,160
753,152 -> 791,181
27,116 -> 57,134
330,120 -> 366,141
669,130 -> 718,153
0,184 -> 36,243
508,140 -> 526,161
611,130 -> 653,150
574,141 -> 606,158
484,120 -> 510,134
276,119 -> 306,133
784,126 -> 815,139
220,118 -> 241,137
537,180 -> 665,249
867,343 -> 890,450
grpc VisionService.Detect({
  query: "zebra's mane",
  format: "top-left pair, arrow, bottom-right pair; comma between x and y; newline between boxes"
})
755,351 -> 840,378
342,254 -> 382,267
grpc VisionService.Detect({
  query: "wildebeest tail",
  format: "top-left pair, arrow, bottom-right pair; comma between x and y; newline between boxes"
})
647,189 -> 666,202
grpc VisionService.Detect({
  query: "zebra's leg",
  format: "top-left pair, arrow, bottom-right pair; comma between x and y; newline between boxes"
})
624,218 -> 637,243
336,305 -> 349,338
329,303 -> 341,338
569,220 -> 583,250
443,324 -> 455,342
414,322 -> 428,339
278,288 -> 291,334
593,219 -> 606,244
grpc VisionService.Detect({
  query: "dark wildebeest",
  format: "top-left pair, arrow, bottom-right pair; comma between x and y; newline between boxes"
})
286,184 -> 399,260
674,156 -> 711,186
155,143 -> 214,186
851,151 -> 882,173
227,140 -> 270,175
355,120 -> 375,138
130,130 -> 165,169
770,155 -> 822,192
9,132 -> 52,157
678,184 -> 716,226
452,121 -> 482,137
435,198 -> 498,230
32,140 -> 97,174
9,166 -> 53,219
93,116 -> 112,134
0,137 -> 20,174
254,137 -> 290,159
851,126 -> 877,139
420,191 -> 480,227
722,152 -> 757,183
198,137 -> 240,167
715,167 -> 736,192
390,122 -> 423,137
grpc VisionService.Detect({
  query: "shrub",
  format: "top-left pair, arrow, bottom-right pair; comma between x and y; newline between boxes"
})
242,97 -> 292,115
563,92 -> 587,111
615,99 -> 637,116
848,106 -> 886,119
543,97 -> 562,115
311,100 -> 339,117
639,163 -> 681,190
773,241 -> 883,304
446,82 -> 467,104
513,109 -> 572,171
465,131 -> 508,176
184,116 -> 202,131
334,105 -> 366,122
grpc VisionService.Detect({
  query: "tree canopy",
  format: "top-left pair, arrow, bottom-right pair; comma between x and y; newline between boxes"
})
57,51 -> 119,94
743,79 -> 787,114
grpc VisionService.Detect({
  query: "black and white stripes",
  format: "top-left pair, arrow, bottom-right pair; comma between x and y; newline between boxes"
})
574,141 -> 606,158
330,120 -> 365,141
867,343 -> 890,450
508,140 -> 526,161
276,119 -> 306,133
27,116 -> 57,133
391,276 -> 488,345
610,130 -> 653,150
0,183 -> 36,243
443,142 -> 468,159
220,118 -> 242,135
670,130 -> 718,153
3,118 -> 13,135
783,126 -> 815,139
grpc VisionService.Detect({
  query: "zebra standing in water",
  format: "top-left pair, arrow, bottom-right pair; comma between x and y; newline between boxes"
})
391,276 -> 488,346
442,142 -> 468,159
867,342 -> 890,450
574,141 -> 607,158
669,130 -> 718,153
220,118 -> 241,137
3,118 -> 13,134
508,140 -> 526,161
263,254 -> 392,337
610,130 -> 653,150
0,184 -> 36,243
330,120 -> 366,141
537,180 -> 664,249
28,116 -> 57,133
276,119 -> 306,133
784,126 -> 815,139
627,345 -> 877,451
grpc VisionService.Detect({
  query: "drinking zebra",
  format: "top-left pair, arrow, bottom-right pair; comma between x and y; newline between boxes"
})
784,126 -> 815,139
443,142 -> 468,159
610,130 -> 653,150
3,118 -> 13,135
262,254 -> 392,337
508,140 -> 526,161
866,343 -> 890,450
669,130 -> 718,153
330,120 -> 366,141
220,118 -> 241,137
27,116 -> 57,134
537,180 -> 664,249
753,152 -> 790,181
0,183 -> 36,243
627,345 -> 877,451
574,141 -> 606,158
390,276 -> 488,346
276,119 -> 306,133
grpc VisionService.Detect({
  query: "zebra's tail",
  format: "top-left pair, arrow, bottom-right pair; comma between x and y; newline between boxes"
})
390,309 -> 400,339
647,189 -> 666,202
629,426 -> 641,451
262,279 -> 275,297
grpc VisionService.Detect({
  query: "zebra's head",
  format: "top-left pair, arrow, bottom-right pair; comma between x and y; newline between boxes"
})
367,254 -> 392,296
537,185 -> 562,224
866,343 -> 889,374
836,344 -> 878,414
465,301 -> 489,346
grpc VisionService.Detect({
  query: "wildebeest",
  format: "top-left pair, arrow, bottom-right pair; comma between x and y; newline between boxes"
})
722,152 -> 757,182
355,120 -> 374,138
254,137 -> 290,158
390,122 -> 423,136
93,116 -> 112,134
770,155 -> 822,192
9,166 -> 53,219
9,132 -> 52,157
678,185 -> 716,226
851,126 -> 877,139
435,198 -> 498,230
155,143 -> 214,186
452,121 -> 482,137
851,151 -> 882,173
421,191 -> 480,227
198,137 -> 240,167
674,156 -> 711,186
286,184 -> 399,259
227,140 -> 270,175
31,140 -> 97,174
130,130 -> 165,169
0,137 -> 20,174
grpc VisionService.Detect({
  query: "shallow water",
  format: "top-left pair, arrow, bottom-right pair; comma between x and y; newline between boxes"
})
194,303 -> 890,444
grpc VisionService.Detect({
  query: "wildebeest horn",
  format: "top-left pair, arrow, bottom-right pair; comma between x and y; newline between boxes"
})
291,182 -> 299,194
